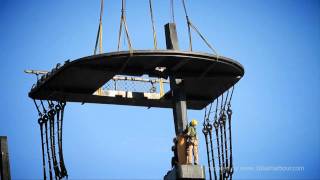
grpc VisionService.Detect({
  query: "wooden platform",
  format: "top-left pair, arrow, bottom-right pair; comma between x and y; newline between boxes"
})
28,50 -> 244,110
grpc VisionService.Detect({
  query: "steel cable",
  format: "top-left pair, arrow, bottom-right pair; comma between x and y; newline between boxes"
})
149,0 -> 158,49
117,0 -> 133,53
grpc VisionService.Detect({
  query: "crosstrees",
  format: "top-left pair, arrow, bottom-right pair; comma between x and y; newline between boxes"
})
28,50 -> 243,110
0,136 -> 11,180
26,1 -> 245,179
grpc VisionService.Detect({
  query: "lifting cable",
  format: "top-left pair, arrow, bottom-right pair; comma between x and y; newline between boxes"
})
170,0 -> 175,23
117,0 -> 133,53
149,0 -> 157,50
94,0 -> 104,55
181,0 -> 219,56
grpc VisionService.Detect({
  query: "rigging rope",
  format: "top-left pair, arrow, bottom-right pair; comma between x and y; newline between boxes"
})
213,97 -> 222,180
48,101 -> 61,179
56,102 -> 68,178
44,115 -> 54,180
227,86 -> 235,179
208,122 -> 217,180
202,86 -> 236,180
202,121 -> 212,180
218,109 -> 226,179
204,102 -> 217,180
34,100 -> 47,180
34,100 -> 68,180
222,91 -> 230,178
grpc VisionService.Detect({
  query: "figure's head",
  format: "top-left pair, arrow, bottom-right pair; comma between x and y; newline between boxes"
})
190,119 -> 198,126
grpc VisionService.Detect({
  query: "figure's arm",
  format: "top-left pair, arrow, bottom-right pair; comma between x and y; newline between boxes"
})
186,126 -> 191,136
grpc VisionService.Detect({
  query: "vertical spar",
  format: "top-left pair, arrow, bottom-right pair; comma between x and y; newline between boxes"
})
0,136 -> 11,180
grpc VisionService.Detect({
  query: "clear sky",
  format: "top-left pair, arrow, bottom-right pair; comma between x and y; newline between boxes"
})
0,0 -> 319,179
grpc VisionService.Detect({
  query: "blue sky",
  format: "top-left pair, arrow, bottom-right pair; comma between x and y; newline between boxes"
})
0,0 -> 319,179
